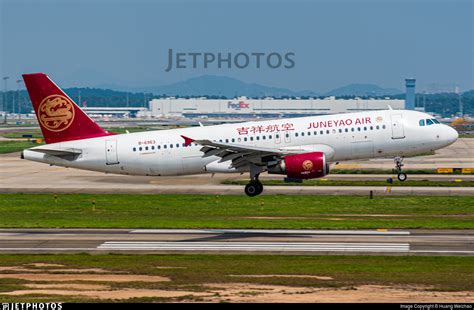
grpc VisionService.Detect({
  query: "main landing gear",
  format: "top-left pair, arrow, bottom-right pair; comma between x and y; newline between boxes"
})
245,164 -> 265,197
245,179 -> 263,197
387,156 -> 407,183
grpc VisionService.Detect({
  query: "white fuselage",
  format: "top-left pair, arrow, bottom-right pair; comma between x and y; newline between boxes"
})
23,110 -> 458,176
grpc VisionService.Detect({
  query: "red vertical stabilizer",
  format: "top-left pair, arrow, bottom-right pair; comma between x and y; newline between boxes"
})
23,73 -> 114,144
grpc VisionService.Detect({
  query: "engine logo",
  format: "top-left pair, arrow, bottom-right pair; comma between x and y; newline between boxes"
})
38,95 -> 75,132
302,160 -> 313,171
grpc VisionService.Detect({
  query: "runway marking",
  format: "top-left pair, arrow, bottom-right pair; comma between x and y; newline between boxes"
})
409,250 -> 474,254
97,242 -> 410,252
130,229 -> 410,236
0,248 -> 97,251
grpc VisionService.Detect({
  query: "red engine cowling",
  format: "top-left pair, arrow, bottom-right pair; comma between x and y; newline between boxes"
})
268,152 -> 329,179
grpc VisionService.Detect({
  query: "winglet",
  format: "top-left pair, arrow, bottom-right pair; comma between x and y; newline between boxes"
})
181,135 -> 194,146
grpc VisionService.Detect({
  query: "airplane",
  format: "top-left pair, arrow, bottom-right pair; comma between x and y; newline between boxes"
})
21,73 -> 459,196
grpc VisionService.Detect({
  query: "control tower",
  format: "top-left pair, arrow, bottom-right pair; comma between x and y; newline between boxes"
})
405,78 -> 416,110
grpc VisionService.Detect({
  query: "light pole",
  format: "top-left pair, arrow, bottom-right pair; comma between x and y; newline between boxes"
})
17,80 -> 23,120
3,76 -> 9,114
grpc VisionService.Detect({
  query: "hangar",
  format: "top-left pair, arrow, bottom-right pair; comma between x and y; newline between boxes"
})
148,97 -> 405,119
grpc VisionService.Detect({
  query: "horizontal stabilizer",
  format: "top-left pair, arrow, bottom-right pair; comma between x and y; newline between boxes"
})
29,147 -> 82,157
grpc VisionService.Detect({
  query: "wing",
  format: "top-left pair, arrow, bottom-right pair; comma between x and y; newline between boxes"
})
181,135 -> 309,169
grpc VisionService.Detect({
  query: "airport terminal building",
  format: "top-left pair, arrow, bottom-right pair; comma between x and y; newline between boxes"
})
148,97 -> 405,119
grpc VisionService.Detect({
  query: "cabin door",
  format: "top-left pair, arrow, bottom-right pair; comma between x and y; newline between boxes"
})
390,114 -> 405,139
105,140 -> 119,165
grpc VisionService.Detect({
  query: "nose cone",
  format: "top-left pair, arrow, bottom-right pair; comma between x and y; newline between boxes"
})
443,125 -> 459,146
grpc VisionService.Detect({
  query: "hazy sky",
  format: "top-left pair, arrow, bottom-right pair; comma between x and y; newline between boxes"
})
1,0 -> 472,92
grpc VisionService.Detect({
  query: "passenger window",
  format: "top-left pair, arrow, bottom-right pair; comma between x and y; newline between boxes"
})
295,133 -> 299,137
419,120 -> 425,126
276,134 -> 279,138
262,136 -> 266,140
170,144 -> 173,148
269,135 -> 272,139
133,147 -> 136,152
345,128 -> 348,132
357,127 -> 361,131
157,145 -> 161,149
332,129 -> 336,134
151,146 -> 155,150
176,143 -> 179,148
244,137 -> 248,142
164,145 -> 167,149
326,130 -> 330,134
225,139 -> 229,143
256,136 -> 260,140
351,128 -> 355,132
339,129 -> 342,133
232,138 -> 235,142
250,137 -> 254,141
382,125 -> 386,129
314,131 -> 317,135
286,133 -> 290,138
364,127 -> 367,131
426,119 -> 434,126
307,132 -> 311,136
320,130 -> 324,135
370,126 -> 373,130
376,125 -> 380,130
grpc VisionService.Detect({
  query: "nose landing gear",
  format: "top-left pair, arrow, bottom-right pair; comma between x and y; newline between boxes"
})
394,156 -> 407,182
386,157 -> 407,184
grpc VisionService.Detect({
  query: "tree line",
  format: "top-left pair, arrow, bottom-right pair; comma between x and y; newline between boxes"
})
1,88 -> 473,117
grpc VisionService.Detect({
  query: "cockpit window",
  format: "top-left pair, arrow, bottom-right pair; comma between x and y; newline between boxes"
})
420,118 -> 440,126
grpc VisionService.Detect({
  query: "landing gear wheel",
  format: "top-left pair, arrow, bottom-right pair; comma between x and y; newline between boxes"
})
397,173 -> 407,182
245,181 -> 264,197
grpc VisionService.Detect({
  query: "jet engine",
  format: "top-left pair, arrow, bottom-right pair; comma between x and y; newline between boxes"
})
267,151 -> 329,179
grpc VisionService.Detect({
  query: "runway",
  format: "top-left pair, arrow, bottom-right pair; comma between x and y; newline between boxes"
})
0,229 -> 472,256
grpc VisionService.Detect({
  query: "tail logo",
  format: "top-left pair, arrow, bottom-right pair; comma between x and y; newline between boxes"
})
38,95 -> 75,132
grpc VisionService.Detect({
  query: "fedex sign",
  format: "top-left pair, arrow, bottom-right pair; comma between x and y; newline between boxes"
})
227,100 -> 250,110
